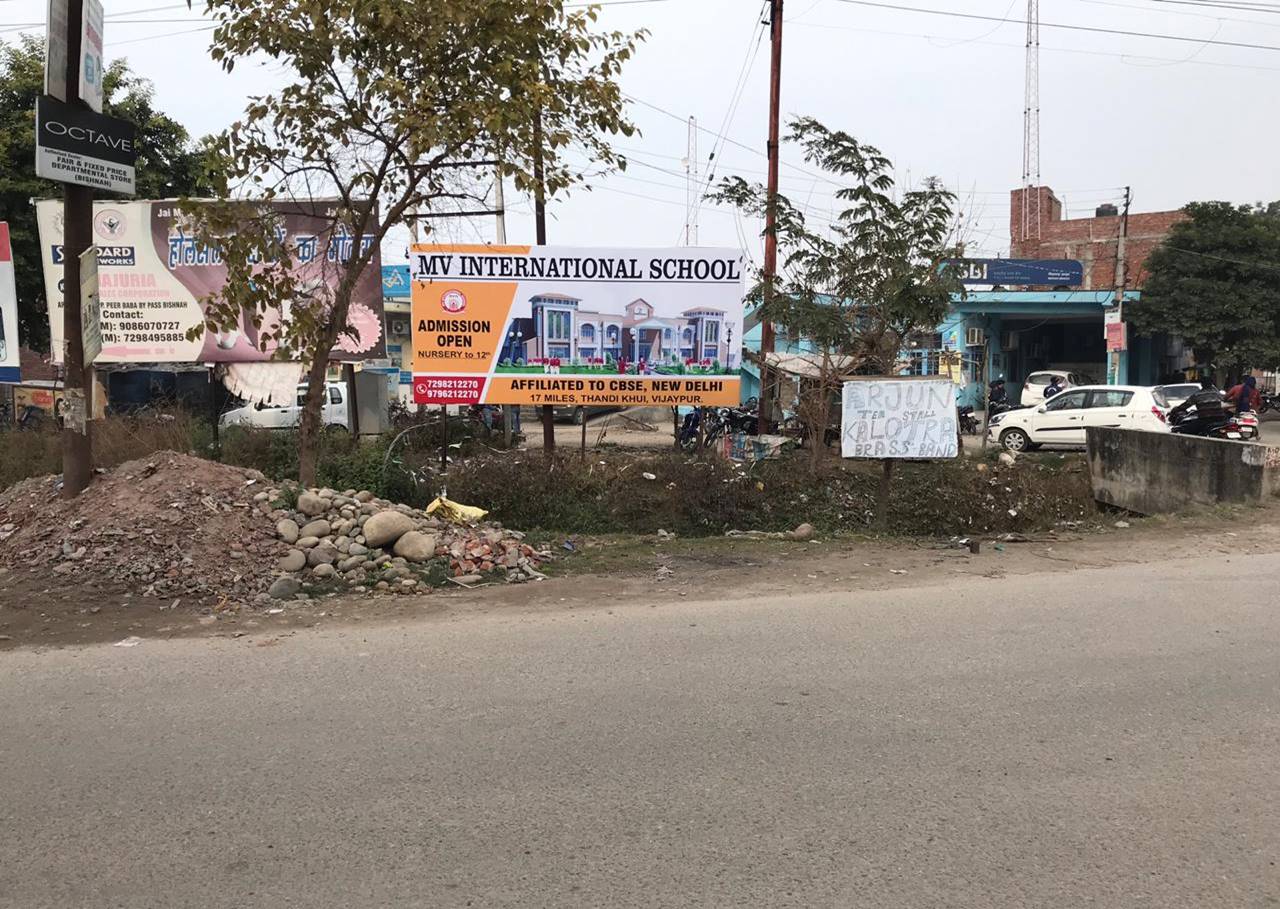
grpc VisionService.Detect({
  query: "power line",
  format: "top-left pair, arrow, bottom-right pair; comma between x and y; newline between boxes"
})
788,17 -> 1280,71
700,2 -> 770,205
112,24 -> 214,46
1135,0 -> 1280,13
1163,245 -> 1280,270
1078,0 -> 1280,26
832,0 -> 1280,51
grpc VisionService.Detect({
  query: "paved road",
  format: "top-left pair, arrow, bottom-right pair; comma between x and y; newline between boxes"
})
3,556 -> 1278,908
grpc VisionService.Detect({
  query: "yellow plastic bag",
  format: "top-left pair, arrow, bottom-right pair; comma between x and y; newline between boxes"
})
426,496 -> 489,524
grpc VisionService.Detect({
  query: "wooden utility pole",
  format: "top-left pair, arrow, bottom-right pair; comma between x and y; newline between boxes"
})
758,0 -> 784,436
60,0 -> 93,498
532,109 -> 556,453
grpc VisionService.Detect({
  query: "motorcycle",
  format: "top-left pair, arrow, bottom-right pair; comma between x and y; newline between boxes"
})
1170,413 -> 1247,441
1260,391 -> 1278,415
1234,410 -> 1260,441
957,405 -> 979,435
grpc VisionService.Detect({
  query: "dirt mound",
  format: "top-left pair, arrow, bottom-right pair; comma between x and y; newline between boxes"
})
0,452 -> 284,603
0,452 -> 552,612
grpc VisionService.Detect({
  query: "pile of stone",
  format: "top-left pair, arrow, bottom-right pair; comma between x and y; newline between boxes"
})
265,487 -> 551,600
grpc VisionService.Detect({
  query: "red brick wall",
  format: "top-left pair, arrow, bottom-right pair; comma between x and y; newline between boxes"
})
1009,187 -> 1185,289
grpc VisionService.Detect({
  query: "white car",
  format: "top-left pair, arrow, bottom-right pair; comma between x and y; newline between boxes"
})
220,382 -> 351,431
988,385 -> 1168,452
1020,370 -> 1097,407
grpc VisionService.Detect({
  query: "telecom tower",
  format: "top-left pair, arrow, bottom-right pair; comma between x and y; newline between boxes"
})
1021,0 -> 1041,244
684,116 -> 699,246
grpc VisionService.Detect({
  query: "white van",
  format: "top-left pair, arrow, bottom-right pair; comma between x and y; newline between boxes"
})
220,382 -> 351,431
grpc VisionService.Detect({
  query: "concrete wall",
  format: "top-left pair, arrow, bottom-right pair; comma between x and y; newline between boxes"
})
1086,427 -> 1280,515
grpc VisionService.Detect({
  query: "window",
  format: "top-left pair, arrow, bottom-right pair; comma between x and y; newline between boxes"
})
581,324 -> 595,340
545,311 -> 571,340
1027,374 -> 1051,387
703,321 -> 720,344
329,386 -> 343,405
682,327 -> 694,343
663,328 -> 673,342
1088,390 -> 1134,408
1044,390 -> 1086,412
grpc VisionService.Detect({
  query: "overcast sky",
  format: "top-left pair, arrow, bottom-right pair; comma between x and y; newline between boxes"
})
4,0 -> 1276,265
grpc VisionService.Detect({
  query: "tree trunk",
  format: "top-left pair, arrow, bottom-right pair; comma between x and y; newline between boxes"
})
298,354 -> 330,487
808,388 -> 827,473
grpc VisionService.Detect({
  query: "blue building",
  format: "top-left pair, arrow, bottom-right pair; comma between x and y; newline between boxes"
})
741,289 -> 1184,410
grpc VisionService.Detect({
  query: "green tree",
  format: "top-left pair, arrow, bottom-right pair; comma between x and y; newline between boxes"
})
1130,201 -> 1280,372
191,0 -> 643,485
0,35 -> 217,349
712,117 -> 963,463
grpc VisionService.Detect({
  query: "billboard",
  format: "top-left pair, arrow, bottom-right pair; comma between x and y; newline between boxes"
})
841,377 -> 958,459
409,245 -> 745,407
0,222 -> 19,383
947,258 -> 1084,287
382,264 -> 410,299
36,199 -> 385,363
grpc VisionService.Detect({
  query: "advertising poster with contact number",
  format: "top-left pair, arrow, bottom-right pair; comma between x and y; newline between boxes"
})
409,245 -> 745,407
36,199 -> 386,364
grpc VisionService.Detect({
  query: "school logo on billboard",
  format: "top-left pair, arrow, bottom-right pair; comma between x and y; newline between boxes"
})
440,289 -> 467,313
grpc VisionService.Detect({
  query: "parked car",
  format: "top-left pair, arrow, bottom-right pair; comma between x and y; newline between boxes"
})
1151,383 -> 1204,409
220,382 -> 350,431
550,404 -> 618,425
1020,370 -> 1097,407
988,385 -> 1168,452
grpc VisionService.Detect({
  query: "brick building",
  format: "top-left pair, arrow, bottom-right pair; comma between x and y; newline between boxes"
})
1010,186 -> 1185,290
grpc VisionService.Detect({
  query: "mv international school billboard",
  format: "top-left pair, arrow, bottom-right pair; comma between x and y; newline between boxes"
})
410,246 -> 745,406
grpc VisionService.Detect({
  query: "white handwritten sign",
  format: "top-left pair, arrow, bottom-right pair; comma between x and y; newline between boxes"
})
841,378 -> 958,459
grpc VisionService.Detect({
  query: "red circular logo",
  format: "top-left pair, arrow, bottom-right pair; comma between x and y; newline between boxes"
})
440,289 -> 466,313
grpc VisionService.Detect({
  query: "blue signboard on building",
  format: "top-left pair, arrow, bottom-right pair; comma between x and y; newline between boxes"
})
947,258 -> 1083,287
381,265 -> 410,298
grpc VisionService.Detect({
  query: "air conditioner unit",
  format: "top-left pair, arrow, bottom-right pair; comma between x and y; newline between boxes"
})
965,327 -> 985,347
388,318 -> 410,336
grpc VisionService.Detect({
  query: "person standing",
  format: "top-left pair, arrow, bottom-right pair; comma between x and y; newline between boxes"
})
1226,375 -> 1261,414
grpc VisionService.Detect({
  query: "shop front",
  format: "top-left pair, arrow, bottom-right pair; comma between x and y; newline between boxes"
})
938,290 -> 1175,408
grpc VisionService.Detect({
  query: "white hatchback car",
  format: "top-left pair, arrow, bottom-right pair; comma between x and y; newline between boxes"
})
988,385 -> 1168,452
1020,370 -> 1097,406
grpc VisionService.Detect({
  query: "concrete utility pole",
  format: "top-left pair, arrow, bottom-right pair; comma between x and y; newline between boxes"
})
1111,186 -> 1131,385
758,0 -> 783,435
60,0 -> 93,498
495,162 -> 517,449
